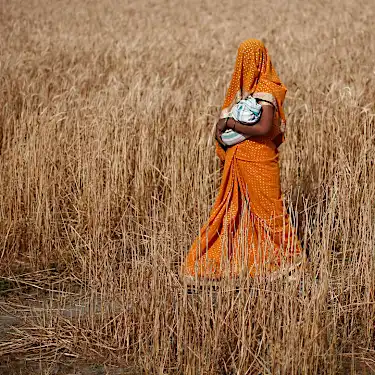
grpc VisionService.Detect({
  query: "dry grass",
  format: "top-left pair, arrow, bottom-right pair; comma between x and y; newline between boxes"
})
0,0 -> 374,373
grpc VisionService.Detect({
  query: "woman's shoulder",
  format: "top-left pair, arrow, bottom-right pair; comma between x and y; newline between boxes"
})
252,92 -> 277,107
257,100 -> 273,107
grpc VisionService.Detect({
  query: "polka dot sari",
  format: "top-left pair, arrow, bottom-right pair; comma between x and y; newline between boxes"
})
183,40 -> 302,280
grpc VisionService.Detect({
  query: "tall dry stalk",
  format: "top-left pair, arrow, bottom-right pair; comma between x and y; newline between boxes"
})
0,0 -> 374,373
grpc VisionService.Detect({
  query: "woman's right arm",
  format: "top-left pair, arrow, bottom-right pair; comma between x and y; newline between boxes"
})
226,104 -> 275,137
215,118 -> 227,147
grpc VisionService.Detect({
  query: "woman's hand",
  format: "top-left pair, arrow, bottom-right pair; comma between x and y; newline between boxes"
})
215,118 -> 227,147
226,117 -> 236,130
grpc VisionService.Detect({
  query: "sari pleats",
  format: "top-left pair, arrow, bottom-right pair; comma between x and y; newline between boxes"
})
184,138 -> 301,279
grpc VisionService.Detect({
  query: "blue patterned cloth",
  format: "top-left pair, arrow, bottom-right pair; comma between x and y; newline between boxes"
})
221,96 -> 262,146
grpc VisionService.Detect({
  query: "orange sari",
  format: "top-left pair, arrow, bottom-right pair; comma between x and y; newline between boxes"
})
183,39 -> 302,279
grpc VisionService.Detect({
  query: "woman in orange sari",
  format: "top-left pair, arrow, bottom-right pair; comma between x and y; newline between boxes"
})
183,39 -> 302,281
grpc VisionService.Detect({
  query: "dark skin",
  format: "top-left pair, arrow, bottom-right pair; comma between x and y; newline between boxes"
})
215,104 -> 275,147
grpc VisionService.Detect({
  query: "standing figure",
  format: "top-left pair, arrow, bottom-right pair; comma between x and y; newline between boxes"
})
183,39 -> 302,281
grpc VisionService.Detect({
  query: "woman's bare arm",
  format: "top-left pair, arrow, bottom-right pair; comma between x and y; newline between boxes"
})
226,104 -> 275,137
215,118 -> 228,147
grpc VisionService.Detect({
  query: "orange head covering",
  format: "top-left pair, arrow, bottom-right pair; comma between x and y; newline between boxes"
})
220,39 -> 287,130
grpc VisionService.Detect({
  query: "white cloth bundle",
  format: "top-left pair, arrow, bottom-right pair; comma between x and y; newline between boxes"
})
221,96 -> 262,146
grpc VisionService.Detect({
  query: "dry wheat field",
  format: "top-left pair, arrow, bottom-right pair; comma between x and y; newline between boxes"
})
0,0 -> 375,374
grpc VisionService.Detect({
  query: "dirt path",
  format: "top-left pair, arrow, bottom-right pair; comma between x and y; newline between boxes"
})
0,302 -> 136,375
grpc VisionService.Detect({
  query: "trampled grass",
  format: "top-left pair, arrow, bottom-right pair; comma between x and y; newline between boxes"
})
0,0 -> 374,373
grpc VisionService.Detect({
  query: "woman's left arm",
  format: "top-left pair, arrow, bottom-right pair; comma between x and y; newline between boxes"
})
226,105 -> 275,137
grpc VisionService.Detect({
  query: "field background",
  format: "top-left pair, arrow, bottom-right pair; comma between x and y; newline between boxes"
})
0,0 -> 374,374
